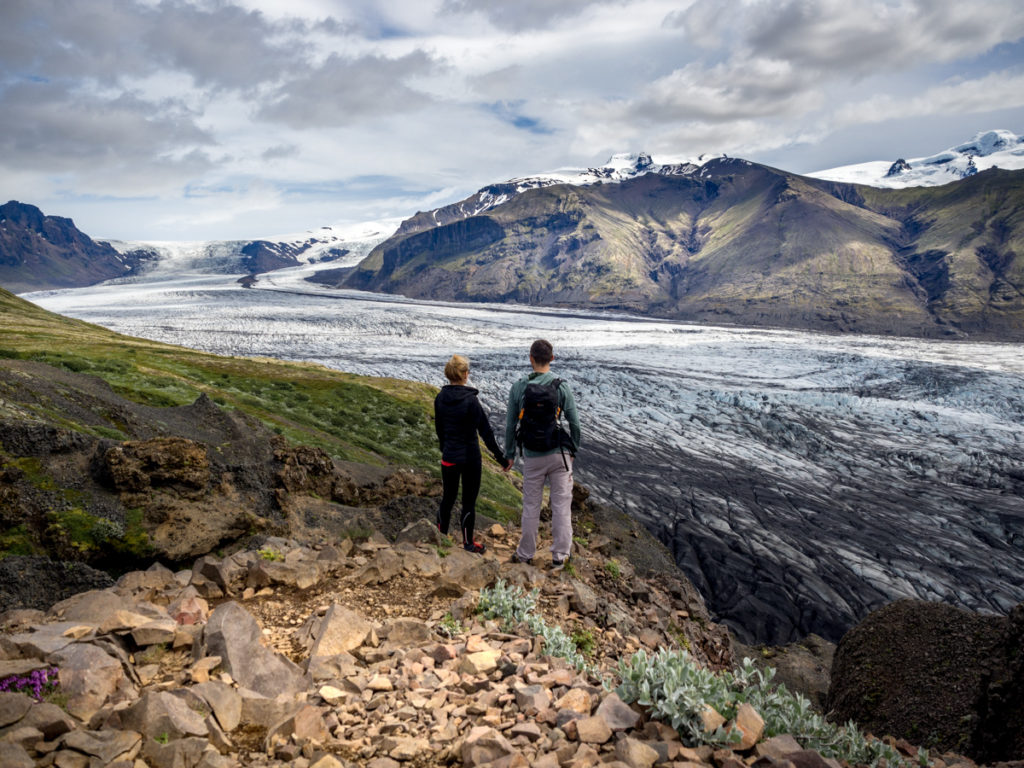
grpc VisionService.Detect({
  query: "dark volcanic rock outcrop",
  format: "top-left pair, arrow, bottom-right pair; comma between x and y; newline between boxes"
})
828,599 -> 1024,761
0,358 -> 439,572
0,557 -> 114,613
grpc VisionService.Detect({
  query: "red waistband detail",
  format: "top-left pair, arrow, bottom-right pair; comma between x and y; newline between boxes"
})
441,460 -> 457,467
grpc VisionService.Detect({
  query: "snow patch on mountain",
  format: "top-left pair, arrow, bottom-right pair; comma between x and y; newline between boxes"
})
419,151 -> 722,225
507,150 -> 720,190
809,130 -> 1024,188
101,220 -> 399,279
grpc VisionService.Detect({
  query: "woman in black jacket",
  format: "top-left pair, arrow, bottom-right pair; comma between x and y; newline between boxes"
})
434,354 -> 510,553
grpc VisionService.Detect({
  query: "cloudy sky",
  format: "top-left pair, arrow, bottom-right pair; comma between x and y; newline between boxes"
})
2,0 -> 1023,241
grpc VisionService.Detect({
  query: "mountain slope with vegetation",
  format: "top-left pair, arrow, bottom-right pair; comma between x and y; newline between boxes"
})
0,287 -> 519,571
340,162 -> 1024,340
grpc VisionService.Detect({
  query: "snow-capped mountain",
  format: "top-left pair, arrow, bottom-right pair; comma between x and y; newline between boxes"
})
508,150 -> 721,189
396,151 -> 721,235
103,220 -> 399,280
808,129 -> 1024,188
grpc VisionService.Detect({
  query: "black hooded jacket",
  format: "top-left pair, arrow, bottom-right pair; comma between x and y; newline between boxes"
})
434,385 -> 505,465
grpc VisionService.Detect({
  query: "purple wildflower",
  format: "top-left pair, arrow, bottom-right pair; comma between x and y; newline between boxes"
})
0,666 -> 60,700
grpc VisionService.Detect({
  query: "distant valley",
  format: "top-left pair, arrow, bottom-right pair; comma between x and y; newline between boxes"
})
3,131 -> 1023,341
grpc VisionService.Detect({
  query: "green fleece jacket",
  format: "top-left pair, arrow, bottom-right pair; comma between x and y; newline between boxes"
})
504,371 -> 581,459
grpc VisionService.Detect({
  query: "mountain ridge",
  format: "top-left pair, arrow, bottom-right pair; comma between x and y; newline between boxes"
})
0,201 -> 153,293
809,129 -> 1024,188
339,160 -> 1024,340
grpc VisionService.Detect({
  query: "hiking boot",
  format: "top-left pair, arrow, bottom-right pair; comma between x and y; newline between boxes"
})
549,556 -> 569,571
464,541 -> 486,554
510,552 -> 532,565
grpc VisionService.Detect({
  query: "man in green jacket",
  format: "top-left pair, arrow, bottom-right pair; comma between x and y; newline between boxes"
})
505,339 -> 581,568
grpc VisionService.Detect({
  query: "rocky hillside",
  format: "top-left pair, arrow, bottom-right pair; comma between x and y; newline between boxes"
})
339,163 -> 1024,340
0,278 -> 1018,768
0,515 -> 1003,768
0,201 -> 154,293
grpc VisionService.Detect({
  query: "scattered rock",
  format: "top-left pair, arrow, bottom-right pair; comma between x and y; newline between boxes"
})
596,692 -> 641,731
51,642 -> 135,721
395,519 -> 443,546
120,690 -> 208,740
202,601 -> 308,698
615,736 -> 660,768
575,715 -> 613,744
61,728 -> 142,764
733,702 -> 764,750
306,603 -> 373,657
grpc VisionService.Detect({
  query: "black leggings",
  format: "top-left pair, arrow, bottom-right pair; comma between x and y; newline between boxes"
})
438,460 -> 482,546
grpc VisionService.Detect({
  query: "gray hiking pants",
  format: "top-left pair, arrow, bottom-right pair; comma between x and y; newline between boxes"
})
516,452 -> 573,562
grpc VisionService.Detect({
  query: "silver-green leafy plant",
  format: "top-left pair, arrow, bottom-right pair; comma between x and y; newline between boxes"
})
616,648 -> 903,767
477,580 -> 592,673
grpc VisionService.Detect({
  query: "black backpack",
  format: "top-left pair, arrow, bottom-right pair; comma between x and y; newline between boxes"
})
515,378 -> 573,455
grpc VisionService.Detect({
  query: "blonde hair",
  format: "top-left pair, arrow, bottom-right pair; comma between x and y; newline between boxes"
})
444,354 -> 469,383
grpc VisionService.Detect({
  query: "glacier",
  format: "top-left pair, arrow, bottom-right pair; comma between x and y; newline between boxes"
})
24,266 -> 1024,644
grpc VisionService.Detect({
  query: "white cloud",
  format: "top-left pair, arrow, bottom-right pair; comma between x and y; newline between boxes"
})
0,0 -> 1021,239
833,70 -> 1024,126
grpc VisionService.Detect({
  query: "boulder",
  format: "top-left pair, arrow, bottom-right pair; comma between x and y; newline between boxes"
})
115,564 -> 178,595
569,582 -> 599,615
202,602 -> 307,698
0,692 -> 33,727
48,589 -> 127,625
459,650 -> 500,676
267,703 -> 329,748
350,549 -> 403,586
756,734 -> 804,759
514,684 -> 552,715
131,618 -> 178,646
440,549 -> 500,591
615,737 -> 659,768
301,603 -> 373,659
193,555 -> 247,595
395,519 -> 443,545
462,725 -> 517,766
787,750 -> 835,768
733,702 -> 764,750
238,690 -> 303,729
191,681 -> 242,732
381,735 -> 431,761
555,688 -> 593,715
168,588 -> 209,626
141,736 -> 210,768
11,700 -> 76,740
51,642 -> 135,722
7,622 -> 88,658
828,599 -> 1015,760
383,617 -> 432,647
595,692 -> 641,731
120,690 -> 209,740
399,548 -> 443,577
61,729 -> 142,764
575,715 -> 612,744
0,743 -> 33,768
246,558 -> 322,590
308,652 -> 361,681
